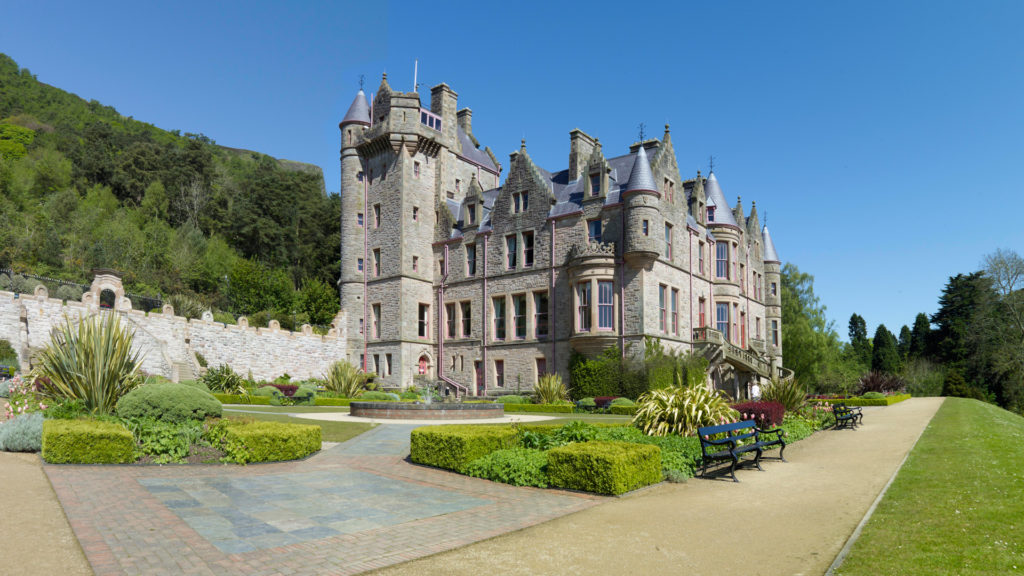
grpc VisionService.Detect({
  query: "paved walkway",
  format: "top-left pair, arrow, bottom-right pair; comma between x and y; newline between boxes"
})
369,398 -> 945,576
45,423 -> 602,575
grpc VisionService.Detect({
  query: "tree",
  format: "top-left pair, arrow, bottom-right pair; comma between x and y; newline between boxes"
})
871,324 -> 901,374
908,313 -> 931,359
848,313 -> 871,369
898,325 -> 912,360
979,249 -> 1024,411
297,278 -> 339,325
781,263 -> 848,389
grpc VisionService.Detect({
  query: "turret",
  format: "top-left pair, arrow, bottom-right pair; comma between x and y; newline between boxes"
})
622,144 -> 661,269
339,87 -> 373,360
762,224 -> 783,366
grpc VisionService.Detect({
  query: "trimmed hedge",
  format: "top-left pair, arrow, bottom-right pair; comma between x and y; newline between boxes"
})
217,421 -> 321,464
212,394 -> 272,405
494,395 -> 531,404
42,419 -> 135,464
410,425 -> 519,472
547,441 -> 662,495
610,405 -> 638,415
502,403 -> 573,414
812,394 -> 911,406
116,382 -> 222,423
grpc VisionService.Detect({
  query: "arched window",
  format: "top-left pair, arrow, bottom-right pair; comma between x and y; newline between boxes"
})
418,355 -> 429,375
99,289 -> 116,309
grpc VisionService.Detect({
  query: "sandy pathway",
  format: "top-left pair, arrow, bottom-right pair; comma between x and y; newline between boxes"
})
371,397 -> 944,576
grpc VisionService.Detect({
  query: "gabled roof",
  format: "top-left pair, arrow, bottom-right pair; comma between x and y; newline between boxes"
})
762,225 -> 780,263
704,172 -> 738,227
457,127 -> 497,171
341,90 -> 370,125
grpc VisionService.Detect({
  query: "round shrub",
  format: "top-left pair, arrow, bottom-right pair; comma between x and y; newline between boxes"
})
495,395 -> 530,404
400,390 -> 421,401
861,391 -> 886,399
359,390 -> 392,401
180,379 -> 211,392
577,397 -> 597,408
0,412 -> 43,452
254,386 -> 283,397
384,392 -> 400,402
201,364 -> 244,393
610,397 -> 635,407
115,382 -> 222,423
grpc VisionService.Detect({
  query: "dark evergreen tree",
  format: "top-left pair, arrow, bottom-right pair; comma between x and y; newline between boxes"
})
871,324 -> 901,374
908,312 -> 931,359
898,325 -> 912,360
848,313 -> 871,369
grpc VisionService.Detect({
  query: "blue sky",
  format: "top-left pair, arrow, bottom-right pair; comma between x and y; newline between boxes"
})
4,1 -> 1023,338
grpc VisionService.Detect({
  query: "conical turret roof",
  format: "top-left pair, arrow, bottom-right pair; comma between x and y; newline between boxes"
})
762,224 -> 780,263
704,172 -> 738,227
341,90 -> 370,126
624,144 -> 658,193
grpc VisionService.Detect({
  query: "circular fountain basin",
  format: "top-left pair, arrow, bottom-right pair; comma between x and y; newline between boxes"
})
349,402 -> 504,420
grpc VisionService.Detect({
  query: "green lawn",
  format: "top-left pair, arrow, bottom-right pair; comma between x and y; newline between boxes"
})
225,411 -> 374,443
836,398 -> 1024,575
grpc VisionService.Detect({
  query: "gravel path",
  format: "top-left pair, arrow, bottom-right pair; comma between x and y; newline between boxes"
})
370,397 -> 945,576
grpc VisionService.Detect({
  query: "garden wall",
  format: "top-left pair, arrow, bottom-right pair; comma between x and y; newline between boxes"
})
0,284 -> 348,382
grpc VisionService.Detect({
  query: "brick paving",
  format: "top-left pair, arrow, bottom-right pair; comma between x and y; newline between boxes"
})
45,424 -> 603,576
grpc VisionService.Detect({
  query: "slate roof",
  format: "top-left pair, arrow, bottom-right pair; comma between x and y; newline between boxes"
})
341,90 -> 370,125
762,225 -> 780,262
623,144 -> 657,193
457,127 -> 497,171
704,172 -> 738,227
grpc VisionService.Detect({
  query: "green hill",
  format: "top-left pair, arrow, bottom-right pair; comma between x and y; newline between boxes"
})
0,53 -> 339,326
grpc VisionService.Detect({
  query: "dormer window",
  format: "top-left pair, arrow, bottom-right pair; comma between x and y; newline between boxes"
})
590,173 -> 601,196
707,207 -> 715,222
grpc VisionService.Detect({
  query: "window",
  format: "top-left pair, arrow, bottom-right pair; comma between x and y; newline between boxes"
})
671,288 -> 679,334
664,223 -> 673,259
513,294 -> 527,339
665,178 -> 675,203
659,285 -> 667,332
771,320 -> 779,346
359,318 -> 364,334
446,190 -> 454,199
373,249 -> 381,276
770,282 -> 777,296
707,207 -> 715,222
357,212 -> 364,227
588,219 -> 602,243
467,204 -> 476,225
373,354 -> 380,375
414,162 -> 420,178
512,191 -> 529,213
740,263 -> 745,292
495,360 -> 505,388
577,283 -> 591,331
412,256 -> 419,272
359,354 -> 365,370
534,292 -> 549,339
523,231 -> 534,267
699,298 -> 706,328
536,358 -> 547,381
590,173 -> 601,196
506,235 -> 517,269
372,304 -> 381,338
461,301 -> 472,337
439,256 -> 447,276
717,303 -> 729,340
446,303 -> 456,338
716,242 -> 729,279
384,354 -> 392,377
733,303 -> 739,345
598,281 -> 614,330
466,244 -> 477,276
373,204 -> 381,227
493,297 -> 506,340
699,242 -> 705,274
456,179 -> 461,193
642,220 -> 649,236
756,317 -> 762,339
357,258 -> 364,272
412,206 -> 419,221
357,171 -> 364,182
418,303 -> 430,338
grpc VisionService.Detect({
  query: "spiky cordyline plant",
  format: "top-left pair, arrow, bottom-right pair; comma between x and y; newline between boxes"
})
632,373 -> 738,437
34,313 -> 144,414
323,359 -> 368,398
533,373 -> 569,405
760,377 -> 807,412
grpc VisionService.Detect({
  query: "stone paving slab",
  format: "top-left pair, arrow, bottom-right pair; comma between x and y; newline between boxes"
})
45,423 -> 602,576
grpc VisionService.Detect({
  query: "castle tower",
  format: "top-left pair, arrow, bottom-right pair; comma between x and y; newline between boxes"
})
339,87 -> 371,367
762,223 -> 783,373
703,171 -> 746,349
622,144 -> 661,268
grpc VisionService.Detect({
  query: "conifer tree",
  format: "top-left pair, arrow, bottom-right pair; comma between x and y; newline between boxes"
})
871,324 -> 901,374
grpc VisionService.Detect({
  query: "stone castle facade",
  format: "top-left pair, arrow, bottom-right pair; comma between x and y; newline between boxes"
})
339,75 -> 784,398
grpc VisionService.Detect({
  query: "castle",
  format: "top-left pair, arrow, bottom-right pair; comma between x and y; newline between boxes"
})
338,75 -> 784,398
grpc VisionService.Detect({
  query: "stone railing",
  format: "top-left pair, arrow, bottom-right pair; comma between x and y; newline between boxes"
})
568,240 -> 616,262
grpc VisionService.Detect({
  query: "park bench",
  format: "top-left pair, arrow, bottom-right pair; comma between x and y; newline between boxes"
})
0,365 -> 15,379
696,420 -> 787,482
833,403 -> 863,430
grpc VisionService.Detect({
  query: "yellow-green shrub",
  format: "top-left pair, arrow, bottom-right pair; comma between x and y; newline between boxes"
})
547,441 -> 662,495
42,419 -> 135,464
214,420 -> 321,464
410,425 -> 519,472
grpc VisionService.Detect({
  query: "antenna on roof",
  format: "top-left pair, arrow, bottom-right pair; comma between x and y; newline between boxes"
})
637,122 -> 646,143
764,210 -> 768,226
359,74 -> 365,91
413,59 -> 419,92
708,155 -> 715,173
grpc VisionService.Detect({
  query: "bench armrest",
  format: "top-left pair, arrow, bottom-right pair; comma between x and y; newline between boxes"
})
756,427 -> 784,437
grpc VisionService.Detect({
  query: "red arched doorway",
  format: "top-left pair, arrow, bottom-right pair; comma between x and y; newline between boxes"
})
418,355 -> 429,375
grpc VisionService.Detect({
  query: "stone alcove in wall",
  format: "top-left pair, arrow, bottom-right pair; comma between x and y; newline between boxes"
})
87,270 -> 132,311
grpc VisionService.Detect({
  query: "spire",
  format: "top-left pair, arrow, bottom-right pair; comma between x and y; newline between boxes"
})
733,195 -> 746,228
624,144 -> 658,193
746,201 -> 761,237
762,224 -> 780,263
340,89 -> 371,126
704,171 -> 738,227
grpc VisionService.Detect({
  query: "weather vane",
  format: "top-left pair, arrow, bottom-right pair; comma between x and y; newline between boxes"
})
637,122 -> 646,142
708,155 -> 715,173
359,74 -> 365,91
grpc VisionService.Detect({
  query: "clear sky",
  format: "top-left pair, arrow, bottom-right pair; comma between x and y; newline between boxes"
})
3,0 -> 1023,338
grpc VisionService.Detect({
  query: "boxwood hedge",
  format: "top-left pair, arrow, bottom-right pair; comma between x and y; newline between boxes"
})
502,403 -> 573,414
410,425 -> 519,472
547,441 -> 662,495
213,420 -> 321,464
42,419 -> 135,464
